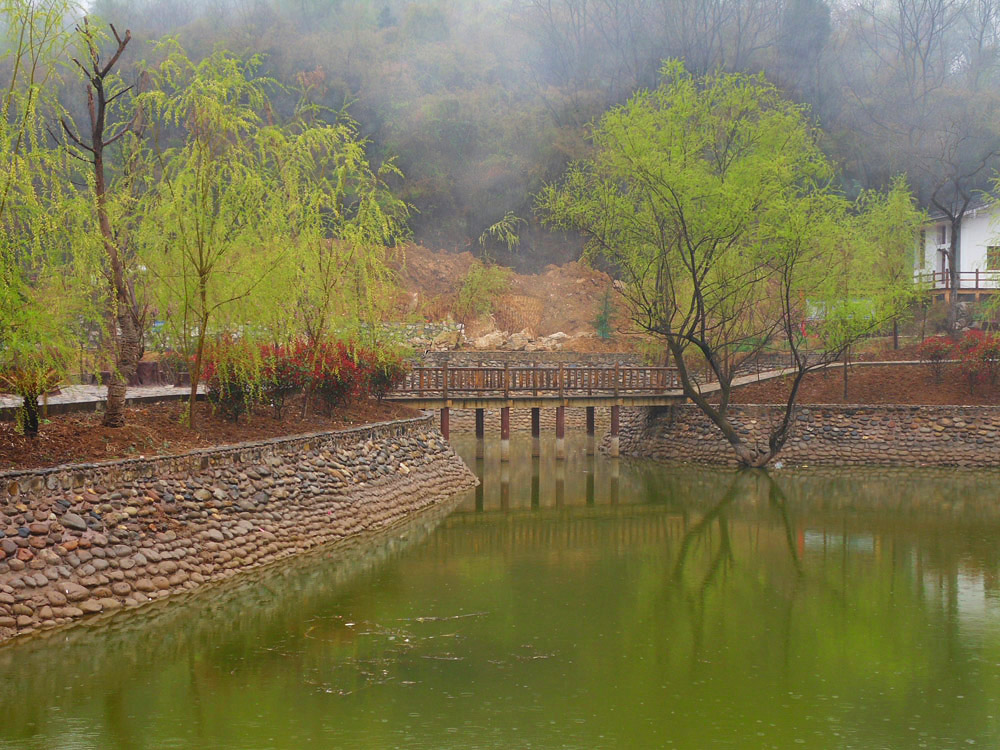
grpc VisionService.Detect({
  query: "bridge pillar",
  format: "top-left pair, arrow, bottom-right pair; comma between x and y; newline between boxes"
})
609,405 -> 620,458
586,454 -> 595,506
555,406 -> 566,460
610,456 -> 620,505
586,406 -> 596,456
500,462 -> 510,510
500,407 -> 511,462
555,459 -> 565,506
474,457 -> 485,512
475,408 -> 485,459
531,456 -> 540,508
530,407 -> 541,457
440,407 -> 450,441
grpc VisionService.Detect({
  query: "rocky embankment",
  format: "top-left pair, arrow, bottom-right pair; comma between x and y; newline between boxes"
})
0,416 -> 476,642
606,404 -> 1000,467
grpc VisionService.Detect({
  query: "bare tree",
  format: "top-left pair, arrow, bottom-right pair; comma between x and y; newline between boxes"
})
61,20 -> 146,427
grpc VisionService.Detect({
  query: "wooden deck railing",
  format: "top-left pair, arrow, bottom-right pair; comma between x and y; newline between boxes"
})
392,365 -> 681,399
916,270 -> 1000,290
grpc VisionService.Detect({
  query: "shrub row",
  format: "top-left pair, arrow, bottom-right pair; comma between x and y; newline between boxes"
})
917,331 -> 1000,392
201,339 -> 408,422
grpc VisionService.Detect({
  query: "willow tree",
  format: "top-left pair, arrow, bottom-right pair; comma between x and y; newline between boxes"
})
138,46 -> 287,426
138,46 -> 410,426
538,62 -> 921,467
0,0 -> 92,436
257,96 -> 410,353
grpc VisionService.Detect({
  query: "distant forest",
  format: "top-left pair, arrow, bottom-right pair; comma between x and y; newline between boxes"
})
86,0 -> 1000,269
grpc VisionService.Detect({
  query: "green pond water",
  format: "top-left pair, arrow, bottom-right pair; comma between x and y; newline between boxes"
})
3,435 -> 1000,749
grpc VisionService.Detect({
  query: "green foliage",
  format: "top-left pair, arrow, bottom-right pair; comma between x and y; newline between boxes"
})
593,287 -> 614,340
135,42 -> 409,425
453,260 -> 512,322
478,211 -> 525,257
0,358 -> 62,437
537,61 -> 922,466
260,90 -> 410,352
0,1 -> 95,435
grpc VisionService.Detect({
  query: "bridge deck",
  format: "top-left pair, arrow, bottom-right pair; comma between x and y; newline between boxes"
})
386,361 -> 919,409
387,363 -> 769,408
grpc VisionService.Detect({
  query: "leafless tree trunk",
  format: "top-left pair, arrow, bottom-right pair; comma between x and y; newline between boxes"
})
62,21 -> 145,427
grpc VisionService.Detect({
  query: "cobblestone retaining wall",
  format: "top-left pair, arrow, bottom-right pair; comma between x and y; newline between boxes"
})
417,351 -> 643,367
0,416 -> 477,642
606,404 -> 1000,467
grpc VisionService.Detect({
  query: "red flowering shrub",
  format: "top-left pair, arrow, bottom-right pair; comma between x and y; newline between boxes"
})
953,330 -> 1000,393
200,337 -> 405,421
916,336 -> 954,383
260,344 -> 306,419
296,339 -> 362,416
357,347 -> 408,401
978,337 -> 1000,386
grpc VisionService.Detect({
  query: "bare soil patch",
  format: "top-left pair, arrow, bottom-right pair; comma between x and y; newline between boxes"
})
394,243 -> 634,351
0,396 -> 419,472
733,363 -> 997,406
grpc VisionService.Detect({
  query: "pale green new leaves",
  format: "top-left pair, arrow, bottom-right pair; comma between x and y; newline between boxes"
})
809,176 -> 924,352
0,0 -> 91,380
258,109 -> 409,348
136,44 -> 409,413
539,61 -> 919,371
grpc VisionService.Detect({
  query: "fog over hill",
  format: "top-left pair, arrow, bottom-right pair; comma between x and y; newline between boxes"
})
82,0 -> 1000,270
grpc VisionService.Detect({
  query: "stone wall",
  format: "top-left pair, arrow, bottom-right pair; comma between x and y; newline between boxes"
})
606,403 -> 1000,467
416,351 -> 643,367
0,416 -> 477,642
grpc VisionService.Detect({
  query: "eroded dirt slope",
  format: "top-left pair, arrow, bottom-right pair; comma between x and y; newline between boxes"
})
393,244 -> 626,348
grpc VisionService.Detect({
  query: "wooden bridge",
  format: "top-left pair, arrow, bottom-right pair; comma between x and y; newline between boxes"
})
390,364 -> 684,407
387,363 -> 687,460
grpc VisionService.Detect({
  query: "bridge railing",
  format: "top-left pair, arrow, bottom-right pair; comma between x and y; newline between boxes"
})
393,365 -> 681,398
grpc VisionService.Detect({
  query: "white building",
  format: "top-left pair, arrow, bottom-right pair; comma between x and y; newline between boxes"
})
915,199 -> 1000,302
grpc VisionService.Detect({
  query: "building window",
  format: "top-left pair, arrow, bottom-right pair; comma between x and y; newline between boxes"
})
988,246 -> 1000,271
937,225 -> 948,245
919,228 -> 926,268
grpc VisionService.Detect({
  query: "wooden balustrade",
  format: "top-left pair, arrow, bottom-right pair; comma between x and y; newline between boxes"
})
394,365 -> 680,397
916,270 -> 1000,290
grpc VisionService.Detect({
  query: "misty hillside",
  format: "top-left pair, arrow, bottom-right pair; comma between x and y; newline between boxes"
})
63,0 -> 1000,269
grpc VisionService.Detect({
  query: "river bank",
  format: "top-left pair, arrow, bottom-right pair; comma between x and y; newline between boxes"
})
0,415 -> 476,642
607,403 -> 1000,467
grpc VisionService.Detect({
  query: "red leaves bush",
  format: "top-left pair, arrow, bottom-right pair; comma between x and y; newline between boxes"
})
918,331 -> 1000,393
301,340 -> 362,416
200,338 -> 408,422
916,336 -> 954,383
358,349 -> 408,401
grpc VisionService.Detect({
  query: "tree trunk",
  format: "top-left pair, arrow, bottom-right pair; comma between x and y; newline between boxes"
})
947,218 -> 962,332
21,394 -> 40,438
66,25 -> 142,428
103,298 -> 142,427
188,320 -> 207,428
842,347 -> 849,401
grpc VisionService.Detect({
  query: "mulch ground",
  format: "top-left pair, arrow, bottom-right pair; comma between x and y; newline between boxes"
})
0,396 -> 420,472
733,362 -> 999,406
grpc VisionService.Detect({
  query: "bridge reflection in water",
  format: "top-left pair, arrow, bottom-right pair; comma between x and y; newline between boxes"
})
454,434 -> 623,515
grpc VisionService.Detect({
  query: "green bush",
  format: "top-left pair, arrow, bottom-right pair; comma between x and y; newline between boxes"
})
593,288 -> 614,340
454,260 -> 512,321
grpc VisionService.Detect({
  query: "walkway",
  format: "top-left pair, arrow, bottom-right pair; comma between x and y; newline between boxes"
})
0,384 -> 204,420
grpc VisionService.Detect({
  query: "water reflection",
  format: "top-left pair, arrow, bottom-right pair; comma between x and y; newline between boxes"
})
4,436 -> 1000,748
